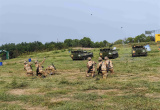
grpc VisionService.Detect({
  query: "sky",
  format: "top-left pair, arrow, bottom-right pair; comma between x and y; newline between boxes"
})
0,0 -> 160,45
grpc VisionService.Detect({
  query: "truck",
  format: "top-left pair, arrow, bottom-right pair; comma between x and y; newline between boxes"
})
132,45 -> 147,57
99,48 -> 118,59
70,50 -> 93,60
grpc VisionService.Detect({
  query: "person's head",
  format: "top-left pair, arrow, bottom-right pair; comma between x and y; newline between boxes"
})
87,57 -> 91,61
98,57 -> 102,61
24,61 -> 27,64
35,60 -> 38,64
104,56 -> 109,60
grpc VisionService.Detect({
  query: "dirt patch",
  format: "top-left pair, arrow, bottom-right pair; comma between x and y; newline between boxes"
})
8,88 -> 40,95
134,87 -> 148,90
145,93 -> 160,98
148,76 -> 160,82
23,106 -> 48,110
86,89 -> 120,95
50,97 -> 70,102
0,101 -> 48,110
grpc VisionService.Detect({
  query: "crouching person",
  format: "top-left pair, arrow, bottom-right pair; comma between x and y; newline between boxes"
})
24,61 -> 33,76
86,57 -> 96,77
104,56 -> 114,74
46,63 -> 56,75
97,57 -> 103,75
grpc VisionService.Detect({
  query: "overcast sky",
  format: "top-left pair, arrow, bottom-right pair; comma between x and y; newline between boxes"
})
0,0 -> 160,45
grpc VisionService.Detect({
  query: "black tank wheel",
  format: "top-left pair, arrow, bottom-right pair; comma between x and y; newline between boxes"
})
112,54 -> 116,59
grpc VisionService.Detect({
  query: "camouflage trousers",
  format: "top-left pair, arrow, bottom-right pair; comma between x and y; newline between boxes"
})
102,71 -> 108,79
86,70 -> 95,77
108,68 -> 114,73
38,70 -> 47,77
26,71 -> 33,76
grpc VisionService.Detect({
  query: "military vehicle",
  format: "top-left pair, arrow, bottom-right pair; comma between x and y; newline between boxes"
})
99,48 -> 118,59
132,45 -> 147,57
70,50 -> 93,60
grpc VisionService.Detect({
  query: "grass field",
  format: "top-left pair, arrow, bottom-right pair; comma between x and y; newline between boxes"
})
0,44 -> 160,110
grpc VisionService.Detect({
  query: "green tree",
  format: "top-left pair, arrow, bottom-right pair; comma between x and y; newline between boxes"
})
126,37 -> 134,43
79,37 -> 92,47
114,39 -> 123,44
64,39 -> 73,47
134,34 -> 147,43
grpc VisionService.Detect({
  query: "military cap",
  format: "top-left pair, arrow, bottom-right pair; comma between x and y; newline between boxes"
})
24,61 -> 27,64
87,57 -> 91,61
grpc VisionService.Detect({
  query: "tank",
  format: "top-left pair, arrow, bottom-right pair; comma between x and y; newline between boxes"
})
99,48 -> 118,59
132,45 -> 147,57
70,50 -> 93,60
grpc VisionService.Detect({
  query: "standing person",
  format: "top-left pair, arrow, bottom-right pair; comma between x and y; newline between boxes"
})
97,57 -> 103,75
35,57 -> 46,77
104,56 -> 114,73
86,57 -> 96,77
24,61 -> 33,76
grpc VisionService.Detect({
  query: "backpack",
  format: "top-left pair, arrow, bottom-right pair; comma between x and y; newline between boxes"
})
101,62 -> 107,71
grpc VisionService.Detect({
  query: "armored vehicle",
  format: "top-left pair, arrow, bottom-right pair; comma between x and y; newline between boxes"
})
99,48 -> 118,59
132,45 -> 147,57
70,50 -> 93,60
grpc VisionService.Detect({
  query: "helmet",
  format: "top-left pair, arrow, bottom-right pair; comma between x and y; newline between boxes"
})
87,57 -> 91,61
104,56 -> 109,60
98,57 -> 102,61
24,61 -> 27,64
35,60 -> 38,64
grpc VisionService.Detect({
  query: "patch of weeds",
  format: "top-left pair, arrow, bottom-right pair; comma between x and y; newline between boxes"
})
82,84 -> 98,91
51,101 -> 102,110
18,95 -> 45,106
58,78 -> 83,85
59,78 -> 70,85
0,103 -> 24,110
74,93 -> 101,101
0,92 -> 18,101
0,80 -> 5,84
44,101 -> 65,108
112,94 -> 160,110
6,78 -> 28,89
61,49 -> 66,52
53,51 -> 59,54
45,90 -> 69,97
9,71 -> 13,73
120,82 -> 137,90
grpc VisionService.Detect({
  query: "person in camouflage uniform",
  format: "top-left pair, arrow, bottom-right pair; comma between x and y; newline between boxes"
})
45,64 -> 56,75
104,56 -> 114,73
24,61 -> 33,76
86,57 -> 96,77
35,57 -> 47,77
97,57 -> 103,75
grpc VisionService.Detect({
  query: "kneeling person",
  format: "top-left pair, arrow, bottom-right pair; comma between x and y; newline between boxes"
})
104,56 -> 114,73
46,63 -> 56,75
24,61 -> 33,76
97,57 -> 103,75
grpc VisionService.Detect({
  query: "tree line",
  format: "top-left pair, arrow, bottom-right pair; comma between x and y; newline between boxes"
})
114,34 -> 154,44
0,34 -> 155,59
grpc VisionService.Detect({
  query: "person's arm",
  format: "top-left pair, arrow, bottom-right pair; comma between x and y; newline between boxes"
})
40,58 -> 46,65
110,60 -> 113,68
